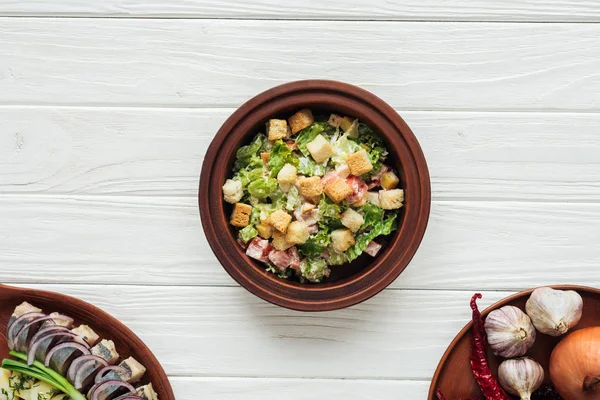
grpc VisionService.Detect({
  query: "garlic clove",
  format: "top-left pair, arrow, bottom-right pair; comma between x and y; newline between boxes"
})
525,287 -> 583,336
484,305 -> 536,358
498,357 -> 544,400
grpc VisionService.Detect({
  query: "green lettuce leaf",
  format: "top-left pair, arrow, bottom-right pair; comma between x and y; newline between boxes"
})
296,156 -> 325,176
285,186 -> 302,212
330,133 -> 362,166
295,122 -> 334,157
235,167 -> 264,188
239,225 -> 258,243
235,134 -> 265,170
327,249 -> 349,266
356,123 -> 387,178
247,177 -> 278,200
300,257 -> 330,283
346,213 -> 397,262
268,140 -> 298,177
359,202 -> 384,230
297,227 -> 331,258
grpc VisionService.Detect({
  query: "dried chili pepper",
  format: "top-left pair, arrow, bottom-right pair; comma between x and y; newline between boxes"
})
470,293 -> 510,400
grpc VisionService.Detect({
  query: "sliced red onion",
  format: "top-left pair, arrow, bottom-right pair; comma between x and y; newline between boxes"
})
67,354 -> 109,383
6,312 -> 45,350
28,331 -> 89,365
73,357 -> 110,391
44,341 -> 91,375
88,380 -> 136,400
13,315 -> 74,352
95,366 -> 127,384
113,397 -> 145,400
29,325 -> 70,345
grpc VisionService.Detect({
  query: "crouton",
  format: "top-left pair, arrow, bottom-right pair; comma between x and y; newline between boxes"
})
352,195 -> 367,207
324,178 -> 353,204
288,109 -> 314,134
306,134 -> 334,163
285,221 -> 310,245
346,149 -> 373,176
266,209 -> 292,233
366,191 -> 380,206
381,171 -> 400,190
335,163 -> 351,179
340,116 -> 354,132
222,179 -> 243,204
256,223 -> 273,239
340,208 -> 364,233
328,114 -> 343,128
277,163 -> 297,184
331,228 -> 355,253
379,189 -> 404,210
267,119 -> 289,141
272,231 -> 294,251
298,176 -> 323,198
261,152 -> 270,164
230,203 -> 252,227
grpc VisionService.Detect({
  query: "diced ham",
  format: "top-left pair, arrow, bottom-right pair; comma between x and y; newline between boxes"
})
268,249 -> 292,271
364,241 -> 382,257
307,224 -> 319,235
294,203 -> 319,226
286,142 -> 298,151
288,246 -> 301,271
345,175 -> 368,204
321,171 -> 339,188
246,237 -> 272,263
367,165 -> 390,189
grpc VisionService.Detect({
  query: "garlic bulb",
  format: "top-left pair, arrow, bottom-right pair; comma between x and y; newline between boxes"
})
498,357 -> 544,400
484,305 -> 536,358
525,287 -> 583,336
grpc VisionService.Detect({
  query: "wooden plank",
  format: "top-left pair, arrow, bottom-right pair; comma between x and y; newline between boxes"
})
0,0 -> 599,22
2,107 -> 600,200
2,195 -> 600,290
15,284 -> 510,379
1,20 -> 600,110
169,377 -> 429,399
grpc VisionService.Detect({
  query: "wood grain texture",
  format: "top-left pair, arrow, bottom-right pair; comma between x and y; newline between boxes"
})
2,107 -> 600,200
0,0 -> 599,21
14,284 -> 510,379
170,377 -> 429,399
1,19 -> 600,110
2,195 -> 600,290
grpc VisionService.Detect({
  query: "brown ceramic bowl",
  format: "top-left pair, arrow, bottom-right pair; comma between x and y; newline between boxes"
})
429,285 -> 600,399
199,80 -> 430,311
0,284 -> 175,400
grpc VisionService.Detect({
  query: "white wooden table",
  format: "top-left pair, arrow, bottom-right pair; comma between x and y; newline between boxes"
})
1,1 -> 600,398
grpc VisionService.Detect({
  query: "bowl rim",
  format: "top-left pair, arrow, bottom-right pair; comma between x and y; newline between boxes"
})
427,284 -> 600,399
199,79 -> 431,311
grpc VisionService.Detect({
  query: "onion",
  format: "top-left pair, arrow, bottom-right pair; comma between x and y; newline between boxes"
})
95,366 -> 128,384
13,314 -> 71,352
28,331 -> 89,365
73,357 -> 109,391
88,380 -> 136,400
113,397 -> 145,400
550,326 -> 600,399
44,341 -> 91,375
67,355 -> 109,383
6,312 -> 45,350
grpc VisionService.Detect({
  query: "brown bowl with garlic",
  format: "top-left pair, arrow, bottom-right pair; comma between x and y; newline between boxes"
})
429,285 -> 600,400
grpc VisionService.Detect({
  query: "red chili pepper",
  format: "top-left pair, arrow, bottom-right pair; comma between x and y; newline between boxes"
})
470,293 -> 510,400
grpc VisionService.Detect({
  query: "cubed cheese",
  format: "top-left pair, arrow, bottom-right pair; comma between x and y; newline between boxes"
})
379,189 -> 404,210
340,116 -> 354,132
256,223 -> 273,239
335,163 -> 351,179
277,163 -> 297,184
222,179 -> 243,204
306,134 -> 333,163
288,109 -> 314,134
230,203 -> 252,227
266,210 -> 292,233
285,221 -> 310,245
298,176 -> 323,198
136,384 -> 159,400
91,339 -> 120,364
381,171 -> 400,190
346,149 -> 373,176
340,208 -> 365,233
324,178 -> 353,204
267,119 -> 289,141
331,229 -> 356,253
71,324 -> 100,346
